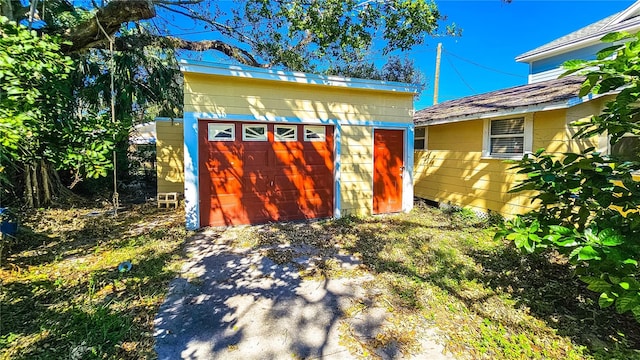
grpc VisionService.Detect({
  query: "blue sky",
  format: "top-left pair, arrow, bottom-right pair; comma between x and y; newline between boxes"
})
163,0 -> 635,110
412,0 -> 635,110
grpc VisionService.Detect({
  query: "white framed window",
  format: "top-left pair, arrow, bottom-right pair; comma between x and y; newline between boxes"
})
242,124 -> 267,141
304,125 -> 326,142
414,127 -> 427,150
483,116 -> 532,158
208,123 -> 235,141
275,125 -> 297,142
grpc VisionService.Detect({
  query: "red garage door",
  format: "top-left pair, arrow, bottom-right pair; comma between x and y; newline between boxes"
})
198,121 -> 334,227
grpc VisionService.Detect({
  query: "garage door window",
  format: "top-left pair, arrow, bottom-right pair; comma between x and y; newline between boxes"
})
304,126 -> 326,142
243,124 -> 267,141
208,123 -> 234,141
275,125 -> 297,142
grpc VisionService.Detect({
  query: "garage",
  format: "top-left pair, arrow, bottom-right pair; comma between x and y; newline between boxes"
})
157,60 -> 418,229
198,121 -> 334,227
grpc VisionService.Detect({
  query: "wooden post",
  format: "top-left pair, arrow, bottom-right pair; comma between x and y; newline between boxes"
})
433,42 -> 442,105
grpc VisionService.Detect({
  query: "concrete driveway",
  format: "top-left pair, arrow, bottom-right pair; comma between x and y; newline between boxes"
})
154,227 -> 452,359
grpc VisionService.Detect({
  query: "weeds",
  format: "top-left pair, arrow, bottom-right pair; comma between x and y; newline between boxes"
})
0,204 -> 187,360
2,203 -> 640,359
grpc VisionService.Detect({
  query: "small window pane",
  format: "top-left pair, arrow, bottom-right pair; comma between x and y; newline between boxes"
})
208,123 -> 234,141
275,125 -> 297,142
612,136 -> 640,162
415,127 -> 426,138
243,124 -> 267,141
491,137 -> 524,154
414,139 -> 425,150
304,126 -> 326,142
491,118 -> 524,136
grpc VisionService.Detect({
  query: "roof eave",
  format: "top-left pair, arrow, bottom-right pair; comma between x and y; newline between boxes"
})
416,92 -> 606,127
178,59 -> 421,94
516,22 -> 640,63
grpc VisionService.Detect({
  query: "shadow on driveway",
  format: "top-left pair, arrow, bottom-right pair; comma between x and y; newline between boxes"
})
154,229 -> 383,359
154,228 -> 451,359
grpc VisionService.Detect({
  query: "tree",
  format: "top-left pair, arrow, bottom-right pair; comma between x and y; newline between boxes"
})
499,32 -> 640,322
1,0 -> 450,206
1,0 -> 453,73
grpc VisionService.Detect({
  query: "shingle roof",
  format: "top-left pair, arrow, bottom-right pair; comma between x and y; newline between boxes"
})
414,76 -> 585,126
516,3 -> 640,62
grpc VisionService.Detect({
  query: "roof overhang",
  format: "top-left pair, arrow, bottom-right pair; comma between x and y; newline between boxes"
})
516,21 -> 640,63
417,93 -> 605,127
178,59 -> 421,94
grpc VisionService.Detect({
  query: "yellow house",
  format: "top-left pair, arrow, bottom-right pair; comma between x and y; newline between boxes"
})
157,60 -> 419,229
413,76 -> 611,217
413,2 -> 640,218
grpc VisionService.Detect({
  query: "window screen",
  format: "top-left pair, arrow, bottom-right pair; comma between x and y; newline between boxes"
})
414,127 -> 426,150
490,118 -> 524,155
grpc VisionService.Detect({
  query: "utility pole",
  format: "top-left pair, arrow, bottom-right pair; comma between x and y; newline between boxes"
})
433,42 -> 442,105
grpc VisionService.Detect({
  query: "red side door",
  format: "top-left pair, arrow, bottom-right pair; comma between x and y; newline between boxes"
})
373,129 -> 404,214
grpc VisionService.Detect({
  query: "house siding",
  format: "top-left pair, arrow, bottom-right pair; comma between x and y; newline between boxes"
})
156,120 -> 184,194
414,100 -> 607,217
339,125 -> 374,217
183,73 -> 413,123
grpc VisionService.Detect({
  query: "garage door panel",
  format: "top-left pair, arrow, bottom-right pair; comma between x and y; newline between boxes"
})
200,121 -> 333,227
301,151 -> 332,166
273,149 -> 304,165
243,150 -> 270,167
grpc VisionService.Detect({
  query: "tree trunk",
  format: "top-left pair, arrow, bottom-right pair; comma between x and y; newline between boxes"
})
24,164 -> 33,208
31,162 -> 40,208
41,159 -> 51,205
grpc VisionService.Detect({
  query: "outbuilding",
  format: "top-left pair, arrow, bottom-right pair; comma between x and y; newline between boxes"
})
157,60 -> 419,229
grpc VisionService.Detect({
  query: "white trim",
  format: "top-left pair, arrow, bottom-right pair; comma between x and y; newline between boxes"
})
179,60 -> 420,94
414,126 -> 428,150
482,115 -> 533,160
242,124 -> 268,141
183,112 -> 199,230
192,111 -> 411,128
334,125 -> 342,218
404,127 -> 414,214
516,21 -> 640,63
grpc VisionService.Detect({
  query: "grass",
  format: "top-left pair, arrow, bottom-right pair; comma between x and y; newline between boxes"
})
2,201 -> 640,359
214,202 -> 640,359
0,204 -> 187,359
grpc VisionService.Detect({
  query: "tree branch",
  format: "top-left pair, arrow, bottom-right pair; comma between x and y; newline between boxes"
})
62,0 -> 156,53
112,34 -> 264,67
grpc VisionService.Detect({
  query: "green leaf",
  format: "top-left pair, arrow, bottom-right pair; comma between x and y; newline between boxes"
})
615,293 -> 640,313
562,59 -> 588,71
600,231 -> 625,247
623,259 -> 638,266
578,246 -> 600,261
562,153 -> 580,165
582,276 -> 612,292
600,31 -> 633,43
549,225 -> 573,235
599,292 -> 615,308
